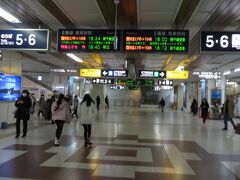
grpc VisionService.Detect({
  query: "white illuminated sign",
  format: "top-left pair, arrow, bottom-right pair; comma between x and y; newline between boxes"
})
201,31 -> 240,52
192,72 -> 221,79
51,69 -> 77,73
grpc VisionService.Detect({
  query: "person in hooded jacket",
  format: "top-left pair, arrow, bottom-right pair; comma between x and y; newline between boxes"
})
200,98 -> 209,124
14,90 -> 32,138
190,98 -> 198,116
79,94 -> 95,147
51,94 -> 72,146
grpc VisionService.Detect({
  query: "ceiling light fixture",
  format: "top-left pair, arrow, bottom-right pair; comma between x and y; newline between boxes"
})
223,71 -> 231,76
234,68 -> 240,72
0,7 -> 21,23
66,53 -> 83,63
175,66 -> 184,71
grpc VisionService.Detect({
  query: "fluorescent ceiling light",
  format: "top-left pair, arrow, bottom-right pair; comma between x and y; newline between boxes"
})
234,68 -> 240,72
66,53 -> 83,63
223,71 -> 231,76
38,76 -> 42,81
0,7 -> 21,23
175,66 -> 184,71
226,82 -> 236,85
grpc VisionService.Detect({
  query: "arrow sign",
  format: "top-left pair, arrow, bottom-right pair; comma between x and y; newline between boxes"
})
159,72 -> 165,77
103,71 -> 108,76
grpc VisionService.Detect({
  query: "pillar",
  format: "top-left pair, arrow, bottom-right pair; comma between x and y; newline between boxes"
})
0,51 -> 22,126
220,76 -> 226,105
177,84 -> 184,111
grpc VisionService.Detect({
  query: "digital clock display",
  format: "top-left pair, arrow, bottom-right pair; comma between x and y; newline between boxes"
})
201,31 -> 240,51
0,29 -> 49,50
123,30 -> 189,53
58,29 -> 121,52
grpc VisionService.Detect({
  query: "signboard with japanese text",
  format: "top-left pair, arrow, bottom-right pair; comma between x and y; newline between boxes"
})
201,31 -> 240,52
101,69 -> 128,77
139,70 -> 166,78
58,29 -> 121,52
92,78 -> 114,84
80,69 -> 101,77
158,80 -> 173,86
192,72 -> 221,79
123,30 -> 189,53
0,29 -> 49,50
166,71 -> 189,79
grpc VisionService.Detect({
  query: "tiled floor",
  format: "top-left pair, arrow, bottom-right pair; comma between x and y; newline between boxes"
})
0,107 -> 240,180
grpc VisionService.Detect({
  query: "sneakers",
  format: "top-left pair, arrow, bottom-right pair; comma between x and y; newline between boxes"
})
222,128 -> 227,131
54,138 -> 60,146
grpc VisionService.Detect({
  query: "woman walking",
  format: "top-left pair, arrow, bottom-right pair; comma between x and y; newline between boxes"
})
51,94 -> 72,146
79,94 -> 95,147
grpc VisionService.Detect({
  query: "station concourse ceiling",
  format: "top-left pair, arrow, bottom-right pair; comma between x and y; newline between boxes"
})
0,0 -> 240,80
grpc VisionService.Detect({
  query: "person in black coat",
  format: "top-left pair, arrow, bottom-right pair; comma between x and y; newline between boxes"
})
200,98 -> 209,124
190,98 -> 198,116
96,96 -> 100,111
159,98 -> 165,112
105,96 -> 109,109
14,90 -> 32,138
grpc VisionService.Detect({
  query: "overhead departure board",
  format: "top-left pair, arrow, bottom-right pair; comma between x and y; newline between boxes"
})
58,29 -> 121,52
123,30 -> 189,53
116,79 -> 154,87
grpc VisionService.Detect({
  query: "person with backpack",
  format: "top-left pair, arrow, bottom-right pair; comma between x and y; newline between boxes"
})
51,94 -> 72,146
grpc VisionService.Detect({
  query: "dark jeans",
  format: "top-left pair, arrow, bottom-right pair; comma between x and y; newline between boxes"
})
224,115 -> 235,129
16,118 -> 28,136
97,103 -> 100,111
71,106 -> 78,118
161,106 -> 164,112
38,110 -> 44,117
55,120 -> 65,139
82,124 -> 92,142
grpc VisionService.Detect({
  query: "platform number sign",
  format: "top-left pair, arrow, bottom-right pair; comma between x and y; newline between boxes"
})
201,31 -> 240,51
0,29 -> 49,50
158,80 -> 173,86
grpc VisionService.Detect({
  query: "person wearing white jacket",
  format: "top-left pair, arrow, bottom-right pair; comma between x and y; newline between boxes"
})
51,94 -> 72,146
79,94 -> 95,147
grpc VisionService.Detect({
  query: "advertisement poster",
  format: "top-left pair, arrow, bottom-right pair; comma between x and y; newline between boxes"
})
0,73 -> 21,101
211,89 -> 221,105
